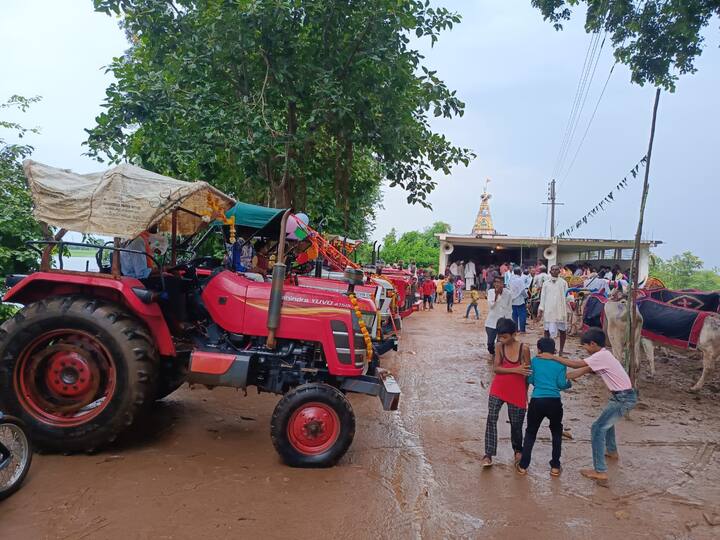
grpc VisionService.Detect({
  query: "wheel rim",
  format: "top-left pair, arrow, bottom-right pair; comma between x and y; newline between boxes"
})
287,401 -> 340,456
0,423 -> 30,492
14,329 -> 117,427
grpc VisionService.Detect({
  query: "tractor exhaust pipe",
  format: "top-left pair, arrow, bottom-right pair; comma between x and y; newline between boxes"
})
267,209 -> 293,349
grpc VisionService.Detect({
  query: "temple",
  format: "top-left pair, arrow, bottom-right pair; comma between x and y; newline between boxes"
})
436,183 -> 660,284
472,179 -> 495,235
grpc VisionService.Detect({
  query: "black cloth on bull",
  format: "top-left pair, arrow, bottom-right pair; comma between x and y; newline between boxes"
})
647,289 -> 719,313
582,294 -> 606,329
637,298 -> 711,348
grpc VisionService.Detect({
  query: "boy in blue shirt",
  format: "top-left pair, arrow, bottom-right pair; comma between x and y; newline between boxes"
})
516,337 -> 583,476
443,277 -> 455,313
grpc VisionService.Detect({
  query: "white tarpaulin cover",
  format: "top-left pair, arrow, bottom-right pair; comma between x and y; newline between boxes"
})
23,160 -> 235,238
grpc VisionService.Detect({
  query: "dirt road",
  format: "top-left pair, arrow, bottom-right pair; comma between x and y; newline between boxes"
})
2,300 -> 719,539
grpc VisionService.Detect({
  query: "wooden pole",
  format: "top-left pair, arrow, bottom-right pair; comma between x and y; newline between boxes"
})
627,88 -> 661,386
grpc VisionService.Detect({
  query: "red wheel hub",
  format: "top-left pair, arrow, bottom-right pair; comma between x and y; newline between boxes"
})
46,351 -> 93,397
14,329 -> 116,427
287,402 -> 340,456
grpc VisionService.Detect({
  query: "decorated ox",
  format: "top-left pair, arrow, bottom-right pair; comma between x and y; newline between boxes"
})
603,291 -> 648,377
566,289 -> 592,336
602,291 -> 720,391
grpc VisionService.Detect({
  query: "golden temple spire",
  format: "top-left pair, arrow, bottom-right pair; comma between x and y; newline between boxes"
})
472,178 -> 495,235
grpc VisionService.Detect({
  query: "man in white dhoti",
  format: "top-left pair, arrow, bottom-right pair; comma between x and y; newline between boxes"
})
539,265 -> 569,355
464,260 -> 476,290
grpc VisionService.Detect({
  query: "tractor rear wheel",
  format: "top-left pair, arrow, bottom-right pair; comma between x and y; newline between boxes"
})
270,383 -> 355,468
0,297 -> 157,452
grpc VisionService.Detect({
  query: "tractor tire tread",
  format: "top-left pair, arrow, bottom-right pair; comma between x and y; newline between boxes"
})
0,296 -> 158,453
270,383 -> 355,468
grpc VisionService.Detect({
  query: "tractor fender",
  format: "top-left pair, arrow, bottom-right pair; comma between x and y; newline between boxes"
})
3,272 -> 175,356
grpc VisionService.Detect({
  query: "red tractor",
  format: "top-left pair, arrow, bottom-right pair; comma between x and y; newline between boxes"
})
0,161 -> 400,467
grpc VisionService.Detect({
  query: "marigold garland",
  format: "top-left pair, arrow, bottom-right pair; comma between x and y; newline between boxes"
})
348,293 -> 374,360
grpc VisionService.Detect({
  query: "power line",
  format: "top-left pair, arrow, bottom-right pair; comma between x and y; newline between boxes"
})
556,31 -> 608,187
551,31 -> 600,180
550,0 -> 611,182
559,62 -> 617,184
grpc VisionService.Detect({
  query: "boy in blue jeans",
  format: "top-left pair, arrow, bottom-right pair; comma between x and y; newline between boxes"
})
542,327 -> 637,482
516,337 -> 584,477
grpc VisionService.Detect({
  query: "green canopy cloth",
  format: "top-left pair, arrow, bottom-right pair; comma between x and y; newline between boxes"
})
224,202 -> 288,238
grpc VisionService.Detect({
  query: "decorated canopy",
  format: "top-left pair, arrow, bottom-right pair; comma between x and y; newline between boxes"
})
23,160 -> 235,238
224,201 -> 287,238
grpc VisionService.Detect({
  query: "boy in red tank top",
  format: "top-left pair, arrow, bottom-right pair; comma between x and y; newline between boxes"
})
481,318 -> 531,467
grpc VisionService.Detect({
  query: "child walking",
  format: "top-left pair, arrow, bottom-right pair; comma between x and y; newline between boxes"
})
464,285 -> 480,319
549,327 -> 637,482
444,277 -> 455,313
481,318 -> 531,467
516,337 -> 583,477
436,276 -> 446,304
421,276 -> 435,310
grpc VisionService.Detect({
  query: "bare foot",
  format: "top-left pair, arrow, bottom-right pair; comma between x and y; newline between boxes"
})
481,456 -> 493,467
580,468 -> 608,481
550,466 -> 562,477
514,452 -> 522,464
605,451 -> 619,459
515,463 -> 527,475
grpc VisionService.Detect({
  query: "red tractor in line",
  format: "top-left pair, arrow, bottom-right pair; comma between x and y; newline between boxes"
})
0,161 -> 400,467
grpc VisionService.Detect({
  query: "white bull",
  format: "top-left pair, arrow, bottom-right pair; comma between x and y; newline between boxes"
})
605,294 -> 720,391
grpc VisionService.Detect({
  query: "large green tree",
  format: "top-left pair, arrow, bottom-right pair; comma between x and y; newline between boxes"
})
1,95 -> 43,320
87,0 -> 473,239
531,0 -> 720,90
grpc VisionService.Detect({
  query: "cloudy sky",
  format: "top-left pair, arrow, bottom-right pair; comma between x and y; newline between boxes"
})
2,1 -> 718,266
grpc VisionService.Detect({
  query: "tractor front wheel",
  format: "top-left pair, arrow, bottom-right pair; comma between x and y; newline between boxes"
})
270,383 -> 355,468
0,297 -> 157,452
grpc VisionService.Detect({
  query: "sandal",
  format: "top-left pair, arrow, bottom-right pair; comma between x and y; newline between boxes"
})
550,466 -> 562,477
515,463 -> 527,475
481,456 -> 493,467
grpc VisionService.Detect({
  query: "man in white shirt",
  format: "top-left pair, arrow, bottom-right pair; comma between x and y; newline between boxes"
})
539,265 -> 569,354
584,273 -> 610,297
532,265 -> 549,291
509,268 -> 528,332
464,260 -> 476,290
484,276 -> 512,355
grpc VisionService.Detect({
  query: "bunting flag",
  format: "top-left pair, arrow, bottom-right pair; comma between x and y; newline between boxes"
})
557,155 -> 647,238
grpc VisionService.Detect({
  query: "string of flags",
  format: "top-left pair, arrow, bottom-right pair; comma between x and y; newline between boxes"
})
557,155 -> 648,238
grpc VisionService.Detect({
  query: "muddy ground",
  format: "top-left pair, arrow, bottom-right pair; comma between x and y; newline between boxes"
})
2,299 -> 719,539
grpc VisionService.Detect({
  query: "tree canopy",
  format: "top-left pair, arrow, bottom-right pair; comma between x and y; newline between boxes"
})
0,95 -> 44,320
87,0 -> 473,239
374,221 -> 450,269
531,0 -> 720,91
649,251 -> 720,291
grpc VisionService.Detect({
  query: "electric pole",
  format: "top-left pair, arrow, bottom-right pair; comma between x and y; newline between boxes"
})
542,179 -> 563,238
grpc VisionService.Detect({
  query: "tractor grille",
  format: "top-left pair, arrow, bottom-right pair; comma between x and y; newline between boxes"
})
331,319 -> 367,368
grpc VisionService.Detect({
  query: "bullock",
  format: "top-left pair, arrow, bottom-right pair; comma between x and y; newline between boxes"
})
603,291 -> 654,378
566,289 -> 592,336
604,290 -> 720,391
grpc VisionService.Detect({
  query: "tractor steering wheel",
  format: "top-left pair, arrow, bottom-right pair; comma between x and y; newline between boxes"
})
96,241 -> 115,273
